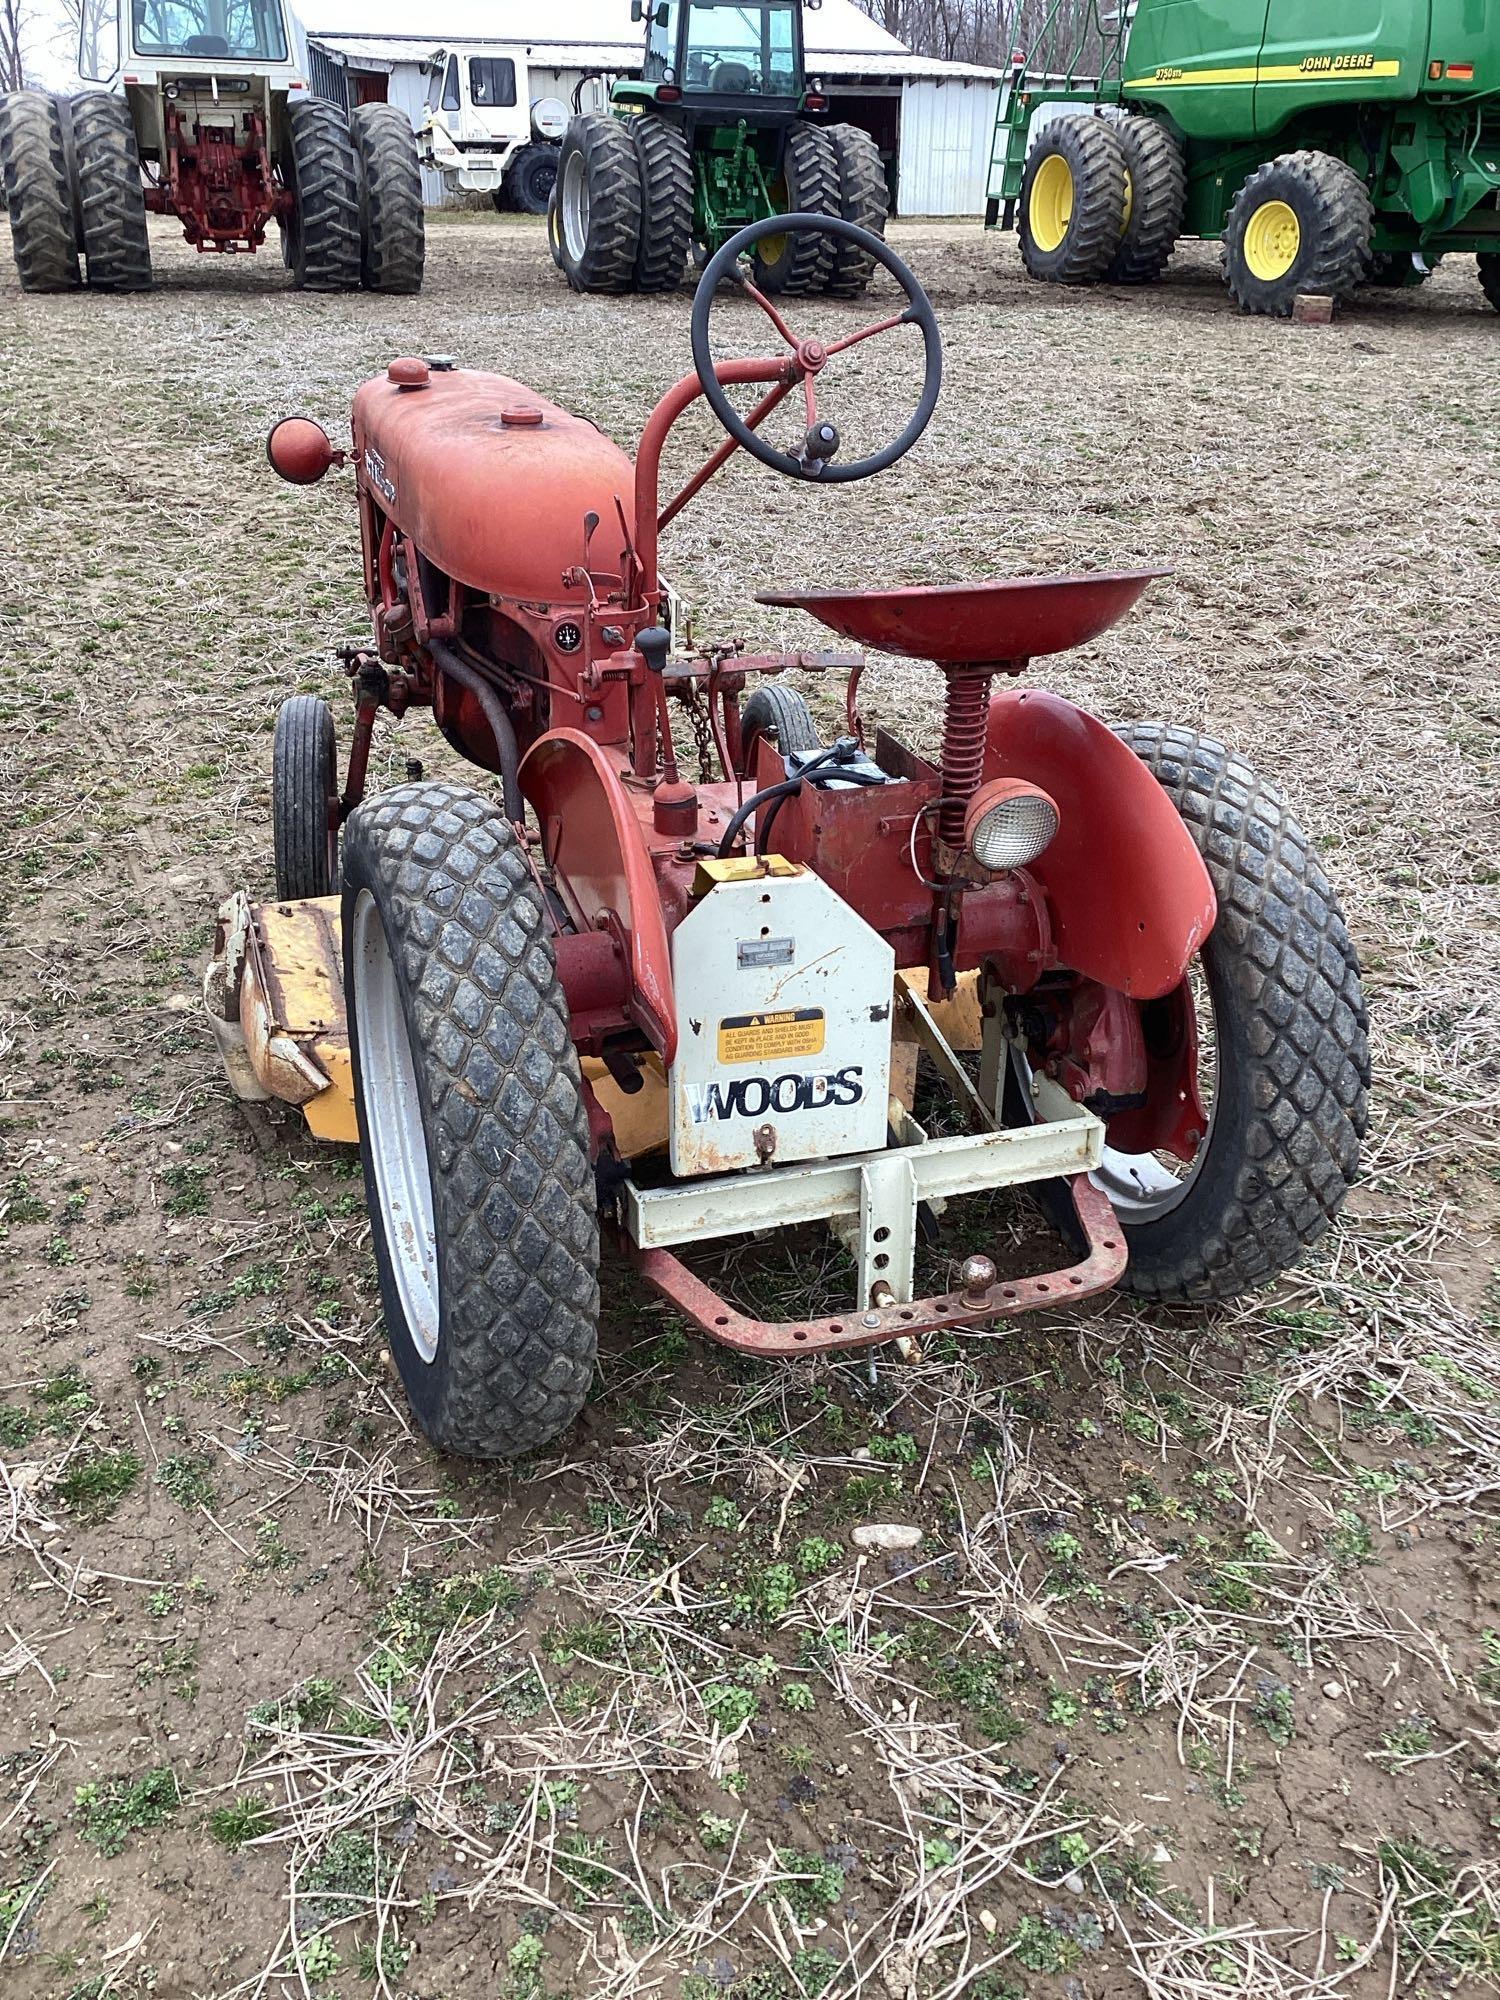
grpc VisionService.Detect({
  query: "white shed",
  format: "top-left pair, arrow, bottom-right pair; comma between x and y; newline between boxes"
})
304,0 -> 1000,215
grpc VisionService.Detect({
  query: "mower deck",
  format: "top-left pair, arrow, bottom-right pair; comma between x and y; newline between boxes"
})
206,891 -> 1123,1355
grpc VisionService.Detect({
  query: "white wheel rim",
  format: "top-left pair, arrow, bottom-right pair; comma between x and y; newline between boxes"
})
561,150 -> 589,261
351,888 -> 441,1363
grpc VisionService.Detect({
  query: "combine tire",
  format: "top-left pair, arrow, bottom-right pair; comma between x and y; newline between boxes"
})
351,102 -> 424,294
546,187 -> 564,268
71,91 -> 151,291
505,142 -> 558,216
1021,724 -> 1368,1305
1019,114 -> 1127,285
1475,254 -> 1498,311
740,686 -> 821,768
1364,250 -> 1435,289
1223,151 -> 1372,318
824,121 -> 887,297
343,781 -> 599,1460
0,92 -> 79,292
752,121 -> 838,296
283,99 -> 362,292
272,695 -> 340,901
556,113 -> 641,293
1104,116 -> 1183,285
632,113 -> 692,292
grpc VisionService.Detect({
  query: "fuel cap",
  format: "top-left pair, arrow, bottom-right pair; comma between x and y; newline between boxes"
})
387,356 -> 430,389
500,406 -> 544,427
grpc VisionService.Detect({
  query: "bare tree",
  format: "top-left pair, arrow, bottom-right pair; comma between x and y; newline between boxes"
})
850,0 -> 1120,74
1,0 -> 29,90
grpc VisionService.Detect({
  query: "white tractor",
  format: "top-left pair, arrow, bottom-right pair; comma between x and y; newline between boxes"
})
0,0 -> 424,292
416,44 -> 568,214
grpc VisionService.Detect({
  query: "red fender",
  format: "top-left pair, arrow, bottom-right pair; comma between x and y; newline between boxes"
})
520,729 -> 677,1062
986,690 -> 1216,1001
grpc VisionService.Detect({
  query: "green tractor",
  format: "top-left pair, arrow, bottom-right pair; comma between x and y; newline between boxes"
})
986,0 -> 1500,315
552,0 -> 886,295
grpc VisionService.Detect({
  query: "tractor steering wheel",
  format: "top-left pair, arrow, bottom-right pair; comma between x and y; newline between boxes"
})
689,213 -> 942,483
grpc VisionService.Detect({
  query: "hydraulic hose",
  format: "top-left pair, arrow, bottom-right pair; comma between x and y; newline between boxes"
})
428,637 -> 523,824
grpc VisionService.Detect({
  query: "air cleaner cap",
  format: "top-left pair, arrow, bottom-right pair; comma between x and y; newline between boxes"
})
500,406 -> 544,427
387,356 -> 430,389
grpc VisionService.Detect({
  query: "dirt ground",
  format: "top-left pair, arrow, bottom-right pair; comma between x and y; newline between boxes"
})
1,214 -> 1498,2000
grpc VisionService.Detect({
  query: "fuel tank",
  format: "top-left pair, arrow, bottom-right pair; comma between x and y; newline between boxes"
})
352,363 -> 636,605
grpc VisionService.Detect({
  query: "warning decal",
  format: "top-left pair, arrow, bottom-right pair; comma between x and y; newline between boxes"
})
717,1008 -> 826,1065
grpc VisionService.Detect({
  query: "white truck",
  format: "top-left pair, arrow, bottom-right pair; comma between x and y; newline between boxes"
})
0,0 -> 424,292
417,44 -> 568,213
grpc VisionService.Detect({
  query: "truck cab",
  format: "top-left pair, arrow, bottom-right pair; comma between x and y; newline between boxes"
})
418,45 -> 566,209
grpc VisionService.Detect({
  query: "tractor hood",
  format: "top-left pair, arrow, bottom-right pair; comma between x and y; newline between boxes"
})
352,364 -> 636,606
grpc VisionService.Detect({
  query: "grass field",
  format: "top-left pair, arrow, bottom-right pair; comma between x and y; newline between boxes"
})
1,213 -> 1498,2000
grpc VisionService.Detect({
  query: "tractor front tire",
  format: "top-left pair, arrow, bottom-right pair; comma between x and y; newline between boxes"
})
1477,254 -> 1499,312
1104,115 -> 1183,285
343,781 -> 599,1460
352,101 -> 424,294
752,121 -> 839,296
1223,151 -> 1373,318
71,91 -> 151,290
632,113 -> 692,293
824,121 -> 887,297
740,685 -> 822,770
283,100 -> 362,292
506,142 -> 558,217
1018,114 -> 1126,285
1099,723 -> 1369,1303
0,92 -> 79,292
272,695 -> 340,901
556,114 -> 642,293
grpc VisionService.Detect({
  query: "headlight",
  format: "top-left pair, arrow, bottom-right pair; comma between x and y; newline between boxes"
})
963,778 -> 1060,872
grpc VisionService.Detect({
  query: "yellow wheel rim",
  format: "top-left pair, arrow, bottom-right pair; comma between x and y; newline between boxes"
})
1244,199 -> 1301,281
1122,166 -> 1134,232
758,177 -> 789,269
1029,152 -> 1075,253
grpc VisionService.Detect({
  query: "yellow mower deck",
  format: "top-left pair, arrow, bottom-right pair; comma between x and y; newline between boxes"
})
204,893 -> 985,1156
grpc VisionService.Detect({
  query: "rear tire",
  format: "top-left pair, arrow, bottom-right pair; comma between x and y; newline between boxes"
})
351,101 -> 424,294
824,121 -> 886,297
546,186 -> 564,268
1364,250 -> 1435,289
1222,151 -> 1372,318
71,91 -> 151,291
1019,113 -> 1126,285
283,100 -> 362,292
752,121 -> 838,296
0,92 -> 79,292
272,695 -> 340,901
1095,724 -> 1368,1303
506,142 -> 558,217
1476,253 -> 1499,311
632,113 -> 692,293
343,781 -> 599,1460
556,113 -> 641,293
1104,115 -> 1183,285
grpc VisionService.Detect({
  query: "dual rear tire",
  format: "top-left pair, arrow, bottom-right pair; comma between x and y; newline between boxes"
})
1019,112 -> 1183,287
556,111 -> 886,297
282,98 -> 425,294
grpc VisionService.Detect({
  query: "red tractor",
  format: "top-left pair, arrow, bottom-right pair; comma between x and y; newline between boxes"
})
207,216 -> 1368,1459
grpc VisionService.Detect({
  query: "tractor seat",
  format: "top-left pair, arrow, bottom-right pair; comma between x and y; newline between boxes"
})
184,34 -> 232,53
757,570 -> 1170,666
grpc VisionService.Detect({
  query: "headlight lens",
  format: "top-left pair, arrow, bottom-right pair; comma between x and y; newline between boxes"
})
963,779 -> 1060,872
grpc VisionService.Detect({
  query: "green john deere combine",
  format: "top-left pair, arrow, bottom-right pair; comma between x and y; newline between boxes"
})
553,0 -> 885,295
986,0 -> 1500,315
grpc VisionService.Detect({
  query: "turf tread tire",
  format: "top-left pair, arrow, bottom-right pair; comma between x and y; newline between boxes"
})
344,781 -> 598,1460
752,121 -> 838,296
632,114 -> 692,292
1019,113 -> 1127,285
1104,115 -> 1184,285
557,114 -> 641,293
0,91 -> 79,292
272,695 -> 339,901
351,101 -> 424,294
1108,722 -> 1369,1303
740,685 -> 822,761
1223,150 -> 1373,318
285,99 -> 362,292
823,121 -> 886,297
